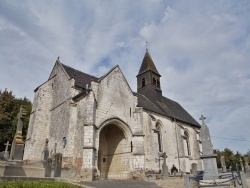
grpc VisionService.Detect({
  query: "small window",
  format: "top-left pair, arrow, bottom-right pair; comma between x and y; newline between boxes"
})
184,131 -> 191,156
142,78 -> 145,87
62,137 -> 67,148
103,158 -> 106,162
153,77 -> 156,86
156,124 -> 162,152
157,79 -> 160,87
131,141 -> 133,152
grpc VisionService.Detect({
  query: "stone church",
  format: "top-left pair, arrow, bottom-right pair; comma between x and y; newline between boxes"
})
23,50 -> 204,180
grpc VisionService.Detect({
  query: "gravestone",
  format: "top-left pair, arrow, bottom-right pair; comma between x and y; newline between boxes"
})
191,163 -> 197,175
220,156 -> 226,172
240,158 -> 244,172
43,139 -> 49,160
245,164 -> 250,178
44,157 -> 52,177
0,151 -> 4,160
4,141 -> 11,159
54,153 -> 62,177
199,115 -> 218,180
161,152 -> 169,178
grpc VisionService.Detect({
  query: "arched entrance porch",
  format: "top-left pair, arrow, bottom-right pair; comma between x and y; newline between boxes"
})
98,119 -> 132,179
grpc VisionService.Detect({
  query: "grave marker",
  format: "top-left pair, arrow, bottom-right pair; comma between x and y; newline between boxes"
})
245,164 -> 250,178
10,105 -> 26,160
199,115 -> 218,179
220,156 -> 226,172
54,153 -> 62,177
4,141 -> 11,160
191,163 -> 197,175
161,152 -> 168,178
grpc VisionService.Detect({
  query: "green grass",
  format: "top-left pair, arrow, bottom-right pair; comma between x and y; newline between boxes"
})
0,180 -> 83,188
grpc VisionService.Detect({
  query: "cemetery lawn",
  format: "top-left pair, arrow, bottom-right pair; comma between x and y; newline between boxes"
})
0,180 -> 83,188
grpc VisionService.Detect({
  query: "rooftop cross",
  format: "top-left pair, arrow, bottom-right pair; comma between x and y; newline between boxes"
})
146,41 -> 149,51
199,115 -> 206,125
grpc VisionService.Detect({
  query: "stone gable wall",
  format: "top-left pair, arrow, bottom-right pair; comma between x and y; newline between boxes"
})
47,65 -> 81,165
92,67 -> 138,132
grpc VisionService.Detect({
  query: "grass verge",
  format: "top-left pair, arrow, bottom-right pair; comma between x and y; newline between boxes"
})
0,180 -> 83,188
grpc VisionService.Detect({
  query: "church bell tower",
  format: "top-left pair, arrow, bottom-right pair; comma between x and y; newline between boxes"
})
137,49 -> 162,101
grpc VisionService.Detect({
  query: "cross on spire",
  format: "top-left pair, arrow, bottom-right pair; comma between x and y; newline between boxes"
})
199,115 -> 206,125
146,41 -> 149,51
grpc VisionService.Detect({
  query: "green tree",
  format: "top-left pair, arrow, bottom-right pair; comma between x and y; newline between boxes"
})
244,154 -> 250,166
215,148 -> 246,172
0,89 -> 32,151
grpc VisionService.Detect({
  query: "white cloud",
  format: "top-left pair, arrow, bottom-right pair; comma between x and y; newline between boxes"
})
0,0 -> 250,153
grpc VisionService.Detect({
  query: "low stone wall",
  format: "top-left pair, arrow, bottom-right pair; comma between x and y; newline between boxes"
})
0,165 -> 44,177
0,161 -> 76,178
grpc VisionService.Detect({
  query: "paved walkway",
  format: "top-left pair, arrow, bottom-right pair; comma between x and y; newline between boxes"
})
74,177 -> 250,188
78,179 -> 161,188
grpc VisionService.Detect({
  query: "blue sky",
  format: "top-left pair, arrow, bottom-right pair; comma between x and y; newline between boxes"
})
0,0 -> 250,154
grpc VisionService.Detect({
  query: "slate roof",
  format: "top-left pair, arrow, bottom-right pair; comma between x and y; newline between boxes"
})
137,50 -> 161,77
61,63 -> 98,89
61,63 -> 200,127
135,92 -> 200,127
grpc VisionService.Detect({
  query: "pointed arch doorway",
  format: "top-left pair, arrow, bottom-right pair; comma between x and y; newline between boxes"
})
98,123 -> 131,179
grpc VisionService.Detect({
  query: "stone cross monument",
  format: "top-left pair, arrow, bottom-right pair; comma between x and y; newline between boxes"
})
199,115 -> 218,179
220,156 -> 227,172
10,105 -> 27,160
4,141 -> 11,160
161,152 -> 169,178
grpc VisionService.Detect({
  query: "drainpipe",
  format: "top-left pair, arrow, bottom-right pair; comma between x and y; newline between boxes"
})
174,118 -> 181,172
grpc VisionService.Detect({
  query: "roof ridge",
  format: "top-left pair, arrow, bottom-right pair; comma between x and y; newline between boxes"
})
61,63 -> 98,79
97,64 -> 119,82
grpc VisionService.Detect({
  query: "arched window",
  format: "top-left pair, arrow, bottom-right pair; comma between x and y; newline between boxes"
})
156,123 -> 162,152
153,77 -> 156,86
157,79 -> 160,88
142,78 -> 145,87
183,131 -> 191,156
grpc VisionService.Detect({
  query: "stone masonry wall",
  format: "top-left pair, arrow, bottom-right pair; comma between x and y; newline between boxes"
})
91,67 -> 145,176
143,111 -> 201,174
48,64 -> 80,163
23,78 -> 54,161
92,67 -> 138,132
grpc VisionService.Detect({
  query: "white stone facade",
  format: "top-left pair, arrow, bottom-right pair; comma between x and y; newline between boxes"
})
24,54 -> 203,180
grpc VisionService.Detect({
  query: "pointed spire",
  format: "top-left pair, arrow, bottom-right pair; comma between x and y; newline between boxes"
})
137,50 -> 161,77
